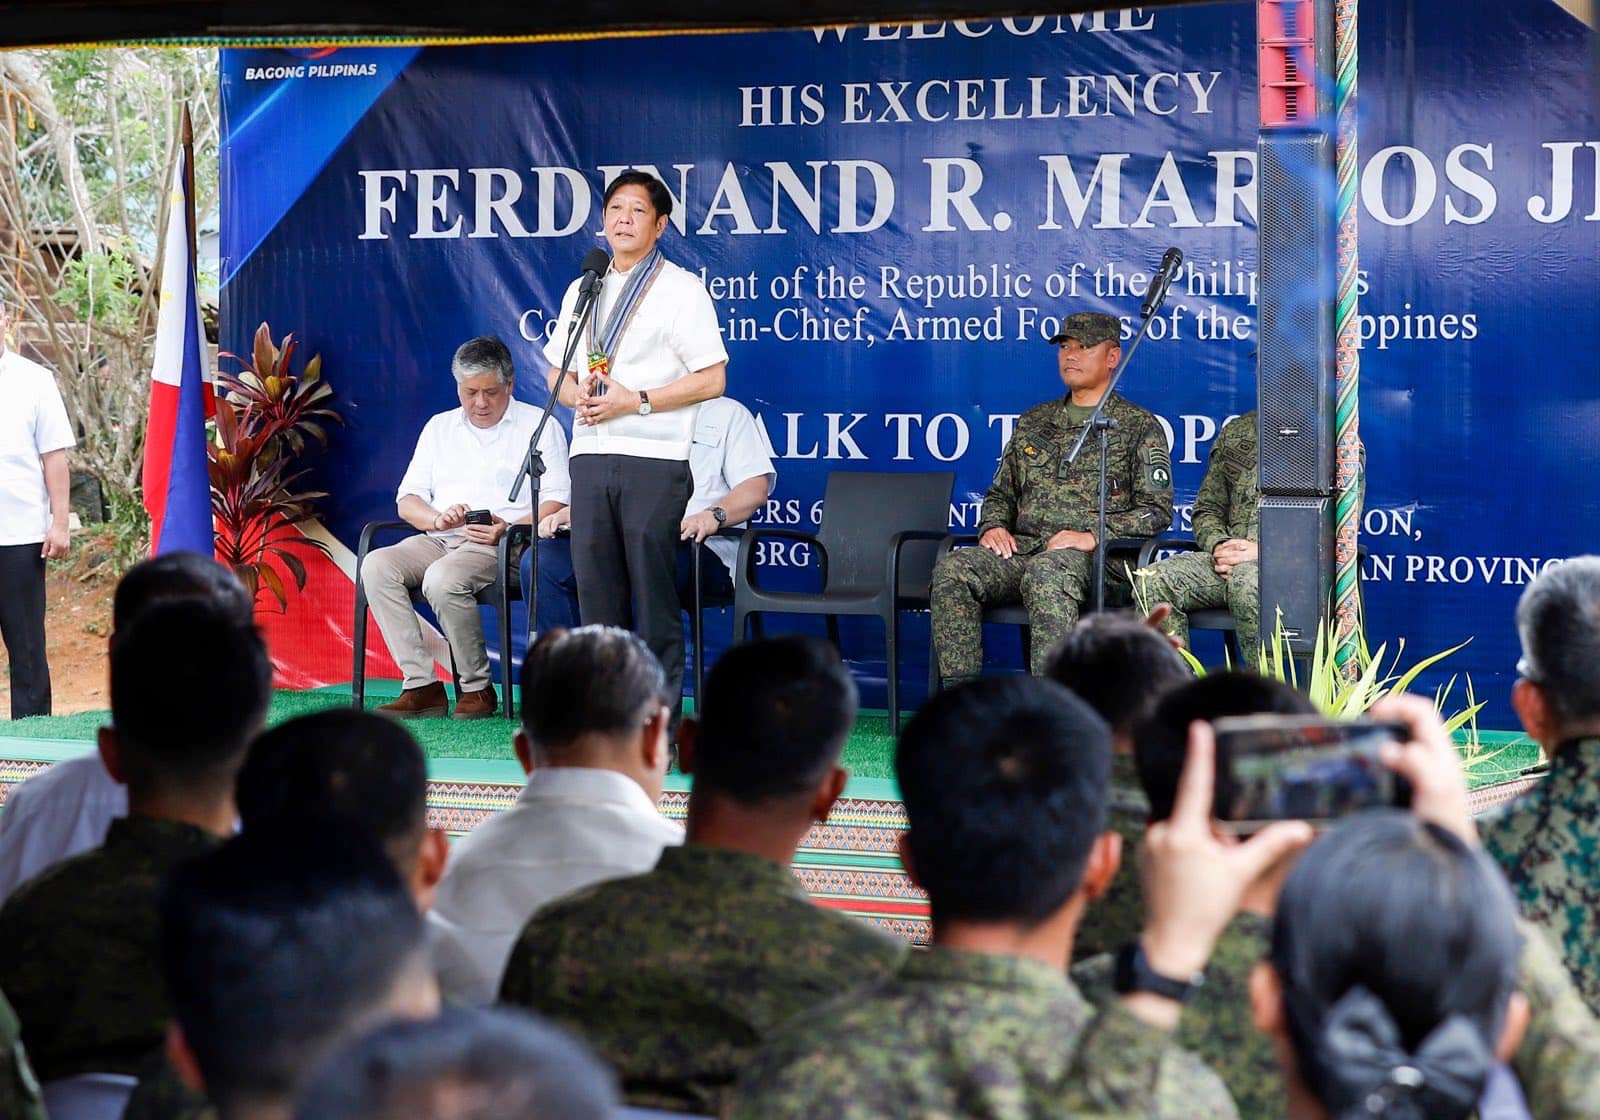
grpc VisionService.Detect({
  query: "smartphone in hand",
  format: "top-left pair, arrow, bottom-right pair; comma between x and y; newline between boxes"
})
464,509 -> 493,526
1211,714 -> 1412,832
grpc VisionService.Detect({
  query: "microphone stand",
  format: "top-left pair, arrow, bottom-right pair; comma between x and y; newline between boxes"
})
1064,281 -> 1173,612
509,277 -> 603,644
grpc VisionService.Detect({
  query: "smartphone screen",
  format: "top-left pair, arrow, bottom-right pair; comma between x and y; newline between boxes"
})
1211,715 -> 1412,832
464,509 -> 493,526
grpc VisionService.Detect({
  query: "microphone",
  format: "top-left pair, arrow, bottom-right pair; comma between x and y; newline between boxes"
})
577,248 -> 611,303
1140,247 -> 1183,319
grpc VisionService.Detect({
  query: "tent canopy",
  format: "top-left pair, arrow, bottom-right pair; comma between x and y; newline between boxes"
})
0,1 -> 1202,48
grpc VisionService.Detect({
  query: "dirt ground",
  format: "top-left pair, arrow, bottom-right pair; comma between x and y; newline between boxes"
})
0,544 -> 117,717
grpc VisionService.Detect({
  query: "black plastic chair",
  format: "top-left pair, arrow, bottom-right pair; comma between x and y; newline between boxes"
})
685,527 -> 743,715
925,534 -> 1151,692
352,521 -> 531,718
732,471 -> 955,734
1136,535 -> 1245,664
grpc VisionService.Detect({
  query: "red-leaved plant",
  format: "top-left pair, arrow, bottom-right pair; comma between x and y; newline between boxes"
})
209,323 -> 342,610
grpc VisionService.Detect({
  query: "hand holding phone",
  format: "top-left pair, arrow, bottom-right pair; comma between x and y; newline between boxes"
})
464,509 -> 493,526
1367,694 -> 1477,844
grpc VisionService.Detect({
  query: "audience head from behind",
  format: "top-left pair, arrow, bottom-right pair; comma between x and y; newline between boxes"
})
1511,555 -> 1600,750
236,709 -> 447,911
896,676 -> 1114,937
1132,670 -> 1317,825
678,635 -> 858,843
1044,613 -> 1193,737
160,821 -> 440,1120
517,624 -> 672,798
296,1007 -> 618,1120
112,550 -> 255,632
1255,811 -> 1527,1120
102,596 -> 272,831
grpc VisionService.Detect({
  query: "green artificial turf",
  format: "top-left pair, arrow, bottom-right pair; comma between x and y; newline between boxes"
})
0,686 -> 1540,789
0,684 -> 904,778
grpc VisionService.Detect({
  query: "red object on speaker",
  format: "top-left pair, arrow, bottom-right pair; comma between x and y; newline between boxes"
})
1258,0 -> 1318,128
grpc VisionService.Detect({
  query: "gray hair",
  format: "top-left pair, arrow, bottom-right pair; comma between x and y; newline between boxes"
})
1516,556 -> 1600,723
450,335 -> 514,385
519,625 -> 667,754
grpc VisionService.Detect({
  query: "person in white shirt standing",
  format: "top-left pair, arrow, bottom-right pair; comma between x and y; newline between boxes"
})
524,395 -> 776,637
363,336 -> 570,720
427,625 -> 681,1004
0,295 -> 74,719
545,171 -> 728,718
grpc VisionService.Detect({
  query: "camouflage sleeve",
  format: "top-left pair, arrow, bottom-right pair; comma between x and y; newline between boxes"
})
1055,1003 -> 1167,1117
1104,415 -> 1174,541
1191,421 -> 1243,555
496,916 -> 565,1009
1155,1048 -> 1240,1120
730,1008 -> 906,1120
975,441 -> 1021,537
1512,922 -> 1600,1120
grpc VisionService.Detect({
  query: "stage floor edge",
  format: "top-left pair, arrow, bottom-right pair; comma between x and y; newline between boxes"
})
0,738 -> 1545,948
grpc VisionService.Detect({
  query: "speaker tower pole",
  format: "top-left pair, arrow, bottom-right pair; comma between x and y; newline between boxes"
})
1256,0 -> 1359,675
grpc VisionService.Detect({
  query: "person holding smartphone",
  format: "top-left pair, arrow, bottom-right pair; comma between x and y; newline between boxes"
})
362,336 -> 570,720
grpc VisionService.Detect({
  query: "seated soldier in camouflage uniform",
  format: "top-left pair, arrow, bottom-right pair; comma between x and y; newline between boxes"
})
1073,679 -> 1600,1120
499,636 -> 904,1115
158,825 -> 441,1120
122,709 -> 450,1120
733,676 -> 1239,1120
1483,557 -> 1600,1016
931,311 -> 1173,687
0,600 -> 271,1084
1134,409 -> 1261,659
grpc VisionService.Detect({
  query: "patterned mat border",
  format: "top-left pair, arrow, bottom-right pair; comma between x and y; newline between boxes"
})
0,742 -> 1547,950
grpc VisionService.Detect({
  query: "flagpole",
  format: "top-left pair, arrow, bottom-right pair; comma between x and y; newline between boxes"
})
181,104 -> 197,269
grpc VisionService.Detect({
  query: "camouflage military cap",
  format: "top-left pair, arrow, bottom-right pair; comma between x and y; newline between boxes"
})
1048,312 -> 1121,348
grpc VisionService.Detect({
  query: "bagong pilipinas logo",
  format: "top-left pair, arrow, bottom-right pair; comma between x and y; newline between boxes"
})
244,47 -> 379,81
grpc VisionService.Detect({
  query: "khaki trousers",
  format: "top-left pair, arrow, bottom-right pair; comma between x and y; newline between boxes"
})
361,533 -> 498,691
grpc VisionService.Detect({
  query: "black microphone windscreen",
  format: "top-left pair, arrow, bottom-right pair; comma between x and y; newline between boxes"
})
580,248 -> 611,278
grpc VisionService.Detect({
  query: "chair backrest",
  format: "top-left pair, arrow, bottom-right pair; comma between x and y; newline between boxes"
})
41,1073 -> 138,1120
815,471 -> 954,595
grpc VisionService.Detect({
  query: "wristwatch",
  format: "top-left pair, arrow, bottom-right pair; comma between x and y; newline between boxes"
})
1112,941 -> 1204,1003
711,506 -> 727,526
637,390 -> 652,417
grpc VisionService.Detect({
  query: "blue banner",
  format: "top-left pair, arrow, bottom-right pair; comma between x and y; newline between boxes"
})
220,1 -> 1600,724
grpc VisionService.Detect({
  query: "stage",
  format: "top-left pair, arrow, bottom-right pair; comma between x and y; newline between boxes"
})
0,690 -> 1548,949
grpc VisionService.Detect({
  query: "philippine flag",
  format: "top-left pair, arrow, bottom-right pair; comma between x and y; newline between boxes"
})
142,133 -> 216,556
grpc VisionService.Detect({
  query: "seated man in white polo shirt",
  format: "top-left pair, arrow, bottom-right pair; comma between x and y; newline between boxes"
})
362,336 -> 569,720
427,625 -> 681,1004
523,395 -> 776,639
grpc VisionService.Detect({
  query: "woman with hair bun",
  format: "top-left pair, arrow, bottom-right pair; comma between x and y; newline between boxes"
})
1250,810 -> 1530,1119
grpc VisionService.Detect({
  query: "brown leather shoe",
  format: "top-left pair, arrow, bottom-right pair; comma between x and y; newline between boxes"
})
376,681 -> 449,719
451,685 -> 498,721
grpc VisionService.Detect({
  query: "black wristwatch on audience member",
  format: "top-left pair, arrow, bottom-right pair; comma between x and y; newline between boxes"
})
1112,941 -> 1204,1003
711,506 -> 727,526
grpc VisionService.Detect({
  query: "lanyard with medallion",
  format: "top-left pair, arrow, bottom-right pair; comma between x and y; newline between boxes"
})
586,248 -> 667,385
